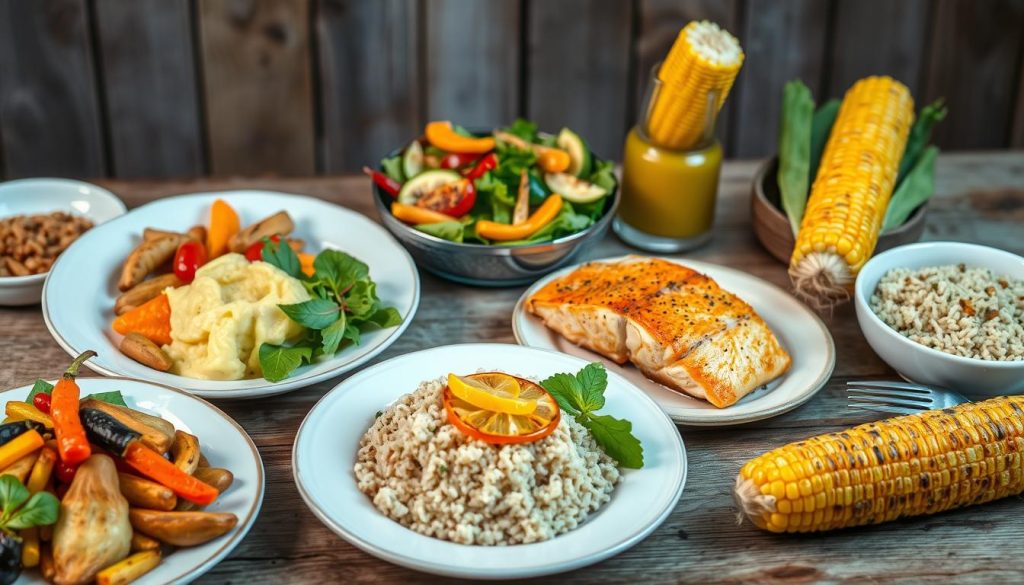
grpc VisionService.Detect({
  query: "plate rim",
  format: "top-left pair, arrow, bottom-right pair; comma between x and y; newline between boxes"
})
40,190 -> 421,399
2,374 -> 265,585
511,255 -> 836,426
291,342 -> 687,580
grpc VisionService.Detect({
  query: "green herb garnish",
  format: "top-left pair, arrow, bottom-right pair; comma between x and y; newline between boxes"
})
0,476 -> 59,532
540,363 -> 643,469
258,240 -> 402,382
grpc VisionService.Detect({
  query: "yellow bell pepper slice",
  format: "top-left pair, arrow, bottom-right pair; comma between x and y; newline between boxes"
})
391,202 -> 458,225
425,121 -> 495,154
476,195 -> 563,241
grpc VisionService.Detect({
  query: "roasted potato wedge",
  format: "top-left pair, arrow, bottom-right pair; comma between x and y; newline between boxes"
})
118,235 -> 187,291
119,333 -> 173,372
171,431 -> 200,475
118,473 -> 177,511
129,510 -> 238,547
187,225 -> 207,243
227,211 -> 293,252
114,273 -> 182,316
129,531 -> 161,552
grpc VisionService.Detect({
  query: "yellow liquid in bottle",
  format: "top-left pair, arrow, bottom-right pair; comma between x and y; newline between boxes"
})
618,127 -> 722,239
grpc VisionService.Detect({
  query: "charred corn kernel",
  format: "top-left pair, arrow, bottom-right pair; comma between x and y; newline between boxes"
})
734,396 -> 1024,533
788,76 -> 914,307
645,21 -> 743,150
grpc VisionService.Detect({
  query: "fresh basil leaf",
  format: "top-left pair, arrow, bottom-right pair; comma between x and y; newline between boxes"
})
5,491 -> 59,530
414,221 -> 464,243
581,414 -> 644,469
314,249 -> 369,292
575,362 -> 607,411
539,372 -> 585,415
320,313 -> 347,356
82,391 -> 128,407
343,322 -> 361,346
0,475 -> 30,522
261,238 -> 303,279
380,155 -> 405,183
362,307 -> 403,329
26,379 -> 54,404
344,281 -> 380,319
258,343 -> 312,382
279,298 -> 341,330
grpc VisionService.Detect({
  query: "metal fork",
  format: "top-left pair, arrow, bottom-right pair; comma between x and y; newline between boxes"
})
846,380 -> 970,416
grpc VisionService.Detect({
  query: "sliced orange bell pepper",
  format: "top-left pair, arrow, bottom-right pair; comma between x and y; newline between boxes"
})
425,121 -> 495,154
391,202 -> 458,225
298,252 -> 316,277
206,199 -> 240,258
476,195 -> 563,241
112,294 -> 172,346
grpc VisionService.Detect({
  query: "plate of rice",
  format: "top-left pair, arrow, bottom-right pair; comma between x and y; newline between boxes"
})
292,343 -> 686,579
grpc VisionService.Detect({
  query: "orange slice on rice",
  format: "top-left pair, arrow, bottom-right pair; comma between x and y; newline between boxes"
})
443,373 -> 560,444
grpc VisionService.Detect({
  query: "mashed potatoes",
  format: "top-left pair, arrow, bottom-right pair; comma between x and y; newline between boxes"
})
164,253 -> 309,380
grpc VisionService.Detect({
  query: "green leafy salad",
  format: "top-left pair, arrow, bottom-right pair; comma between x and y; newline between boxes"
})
371,119 -> 617,245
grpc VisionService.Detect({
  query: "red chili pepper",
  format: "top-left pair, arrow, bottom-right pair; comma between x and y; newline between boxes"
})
362,166 -> 401,197
32,393 -> 51,414
173,240 -> 208,284
245,235 -> 281,262
465,153 -> 498,181
55,460 -> 79,484
440,152 -> 481,170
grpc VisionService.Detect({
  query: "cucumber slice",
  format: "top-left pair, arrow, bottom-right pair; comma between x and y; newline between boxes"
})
398,169 -> 461,206
556,128 -> 591,177
544,172 -> 607,204
403,141 -> 424,179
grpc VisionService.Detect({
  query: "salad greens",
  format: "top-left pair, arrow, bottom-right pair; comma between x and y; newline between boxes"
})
380,118 -> 616,245
540,363 -> 644,469
257,239 -> 402,382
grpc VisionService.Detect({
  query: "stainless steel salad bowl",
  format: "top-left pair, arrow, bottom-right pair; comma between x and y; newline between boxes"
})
372,159 -> 619,287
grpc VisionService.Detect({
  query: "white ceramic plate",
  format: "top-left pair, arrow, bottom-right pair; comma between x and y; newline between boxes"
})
42,191 -> 420,399
513,256 -> 835,426
293,343 -> 686,580
0,179 -> 126,306
3,376 -> 264,585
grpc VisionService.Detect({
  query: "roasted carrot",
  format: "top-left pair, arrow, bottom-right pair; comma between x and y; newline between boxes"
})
112,294 -> 172,346
206,198 -> 241,258
123,442 -> 218,506
51,350 -> 95,466
0,431 -> 43,470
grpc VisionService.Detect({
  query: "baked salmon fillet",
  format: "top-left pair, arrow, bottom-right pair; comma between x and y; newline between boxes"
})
526,257 -> 791,408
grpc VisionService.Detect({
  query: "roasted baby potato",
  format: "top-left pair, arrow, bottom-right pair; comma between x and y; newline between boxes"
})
128,510 -> 237,547
118,235 -> 187,291
119,333 -> 173,372
118,473 -> 177,511
227,211 -> 294,253
114,274 -> 182,316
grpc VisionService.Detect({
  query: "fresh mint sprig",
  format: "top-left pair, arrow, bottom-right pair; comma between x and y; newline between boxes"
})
0,475 -> 59,533
257,240 -> 402,382
540,363 -> 644,469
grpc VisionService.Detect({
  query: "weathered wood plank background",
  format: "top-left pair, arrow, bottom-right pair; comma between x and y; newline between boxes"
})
1,0 -> 1023,180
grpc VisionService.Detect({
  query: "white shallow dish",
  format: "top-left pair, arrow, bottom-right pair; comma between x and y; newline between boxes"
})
855,241 -> 1024,395
293,343 -> 687,580
42,191 -> 420,399
3,376 -> 264,585
0,179 -> 126,306
513,256 -> 836,426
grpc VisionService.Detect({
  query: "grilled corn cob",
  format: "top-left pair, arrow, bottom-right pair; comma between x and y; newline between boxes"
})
646,21 -> 743,150
734,396 -> 1024,533
789,76 -> 914,307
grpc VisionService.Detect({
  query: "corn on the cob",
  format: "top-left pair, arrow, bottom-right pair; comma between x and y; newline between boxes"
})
734,396 -> 1024,533
646,21 -> 743,150
789,76 -> 914,307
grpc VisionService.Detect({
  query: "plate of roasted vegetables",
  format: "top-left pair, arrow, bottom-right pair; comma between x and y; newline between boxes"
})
42,192 -> 419,399
0,351 -> 263,584
367,119 -> 619,285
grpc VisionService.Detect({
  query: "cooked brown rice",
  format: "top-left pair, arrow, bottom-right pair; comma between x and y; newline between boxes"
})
354,377 -> 620,545
869,264 -> 1024,361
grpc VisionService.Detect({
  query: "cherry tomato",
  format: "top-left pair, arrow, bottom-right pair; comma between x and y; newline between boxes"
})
414,179 -> 476,217
55,460 -> 79,484
173,240 -> 208,283
464,152 -> 498,180
32,392 -> 51,414
440,152 -> 480,170
244,234 -> 281,262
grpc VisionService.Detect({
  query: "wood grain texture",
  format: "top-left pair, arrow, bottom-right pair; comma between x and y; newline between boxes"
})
924,0 -> 1024,149
827,0 -> 931,99
732,0 -> 829,158
1,153 -> 1023,583
94,0 -> 204,178
198,0 -> 316,175
526,0 -> 633,158
634,0 -> 739,151
424,0 -> 521,128
317,0 -> 421,172
0,0 -> 105,178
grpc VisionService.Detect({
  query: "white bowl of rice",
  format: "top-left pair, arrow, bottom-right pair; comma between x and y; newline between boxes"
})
855,242 -> 1024,395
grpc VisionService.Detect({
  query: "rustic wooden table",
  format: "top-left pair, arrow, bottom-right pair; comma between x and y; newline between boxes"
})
2,152 -> 1022,584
